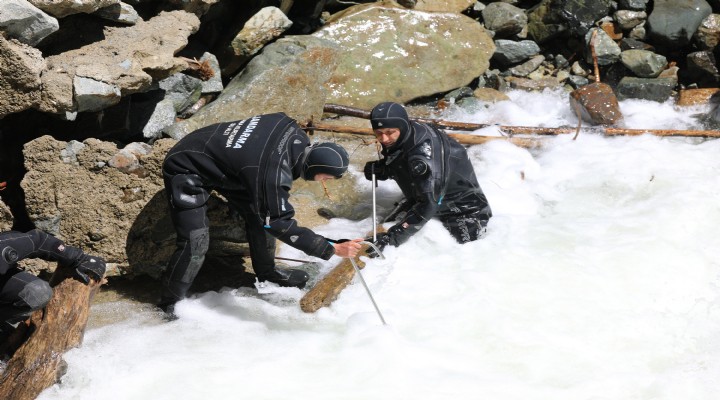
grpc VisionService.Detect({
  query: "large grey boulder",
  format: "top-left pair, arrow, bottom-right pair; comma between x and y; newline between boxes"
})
166,35 -> 341,140
0,36 -> 45,118
492,39 -> 541,66
27,0 -> 119,18
695,14 -> 720,51
314,2 -> 495,109
585,27 -> 621,66
40,11 -> 200,115
647,0 -> 712,49
528,0 -> 612,43
620,49 -> 667,78
231,7 -> 293,58
94,2 -> 141,25
482,2 -> 528,38
0,0 -> 59,46
616,76 -> 677,102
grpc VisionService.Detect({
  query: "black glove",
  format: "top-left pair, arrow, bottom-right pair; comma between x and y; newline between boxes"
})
365,233 -> 392,258
363,160 -> 388,181
73,256 -> 106,284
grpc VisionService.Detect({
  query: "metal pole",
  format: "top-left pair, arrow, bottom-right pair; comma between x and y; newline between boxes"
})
350,241 -> 386,325
371,165 -> 378,242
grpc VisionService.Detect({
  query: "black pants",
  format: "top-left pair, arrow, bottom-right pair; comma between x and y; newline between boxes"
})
160,174 -> 277,305
439,210 -> 489,244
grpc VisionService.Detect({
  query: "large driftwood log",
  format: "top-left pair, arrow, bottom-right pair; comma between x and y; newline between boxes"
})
300,257 -> 362,313
300,243 -> 372,313
321,103 -> 720,138
0,268 -> 102,400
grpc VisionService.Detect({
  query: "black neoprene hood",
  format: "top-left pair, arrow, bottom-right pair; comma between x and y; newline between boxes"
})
370,102 -> 411,138
302,142 -> 350,180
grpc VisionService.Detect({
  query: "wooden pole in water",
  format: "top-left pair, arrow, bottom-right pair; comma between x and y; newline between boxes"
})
321,104 -> 720,138
0,268 -> 103,400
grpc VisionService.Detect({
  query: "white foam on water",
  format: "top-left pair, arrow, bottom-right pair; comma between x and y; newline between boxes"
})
37,91 -> 720,400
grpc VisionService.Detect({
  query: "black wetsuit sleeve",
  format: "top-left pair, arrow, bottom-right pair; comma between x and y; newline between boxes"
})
0,229 -> 85,275
386,141 -> 443,246
262,170 -> 335,260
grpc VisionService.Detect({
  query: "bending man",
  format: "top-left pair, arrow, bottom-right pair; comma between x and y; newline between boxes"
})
364,102 -> 492,252
160,112 -> 362,313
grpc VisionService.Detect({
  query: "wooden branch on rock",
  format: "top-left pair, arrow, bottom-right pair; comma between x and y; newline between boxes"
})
179,56 -> 215,81
0,268 -> 103,400
321,104 -> 720,138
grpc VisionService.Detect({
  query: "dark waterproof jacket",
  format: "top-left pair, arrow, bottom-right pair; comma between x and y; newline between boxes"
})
381,121 -> 492,245
163,113 -> 335,260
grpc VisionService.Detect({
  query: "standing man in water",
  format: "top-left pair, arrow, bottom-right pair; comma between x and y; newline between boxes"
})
0,229 -> 106,341
364,102 -> 492,254
159,112 -> 362,315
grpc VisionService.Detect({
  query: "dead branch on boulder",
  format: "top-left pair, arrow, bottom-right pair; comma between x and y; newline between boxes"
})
180,57 -> 214,81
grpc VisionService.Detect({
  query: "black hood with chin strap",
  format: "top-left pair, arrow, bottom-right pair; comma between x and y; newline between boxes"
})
370,102 -> 412,147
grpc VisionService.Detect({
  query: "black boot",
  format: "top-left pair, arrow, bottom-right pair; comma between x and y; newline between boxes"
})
257,267 -> 309,289
156,298 -> 179,321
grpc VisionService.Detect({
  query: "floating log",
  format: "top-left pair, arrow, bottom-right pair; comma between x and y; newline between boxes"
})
322,104 -> 720,138
300,255 -> 362,313
300,242 -> 373,313
0,268 -> 102,400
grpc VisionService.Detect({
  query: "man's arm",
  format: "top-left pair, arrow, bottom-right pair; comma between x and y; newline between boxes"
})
0,229 -> 105,283
381,141 -> 444,248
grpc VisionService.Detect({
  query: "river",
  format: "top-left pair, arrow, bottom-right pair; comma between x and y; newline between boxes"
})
36,89 -> 720,400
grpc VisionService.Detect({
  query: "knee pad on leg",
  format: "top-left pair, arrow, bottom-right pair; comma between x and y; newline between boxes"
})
170,174 -> 209,209
16,279 -> 53,313
183,227 -> 209,283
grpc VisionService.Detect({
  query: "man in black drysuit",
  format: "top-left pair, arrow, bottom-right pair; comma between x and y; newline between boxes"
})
364,102 -> 492,253
160,112 -> 362,313
0,229 -> 106,339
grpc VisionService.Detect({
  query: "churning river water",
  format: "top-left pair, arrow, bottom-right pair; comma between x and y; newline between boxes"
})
36,89 -> 720,400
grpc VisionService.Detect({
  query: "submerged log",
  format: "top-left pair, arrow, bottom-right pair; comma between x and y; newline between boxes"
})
300,256 -> 362,313
0,268 -> 102,400
322,103 -> 720,138
300,242 -> 373,313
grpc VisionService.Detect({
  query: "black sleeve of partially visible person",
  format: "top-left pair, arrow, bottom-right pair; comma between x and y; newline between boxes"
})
0,229 -> 85,274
